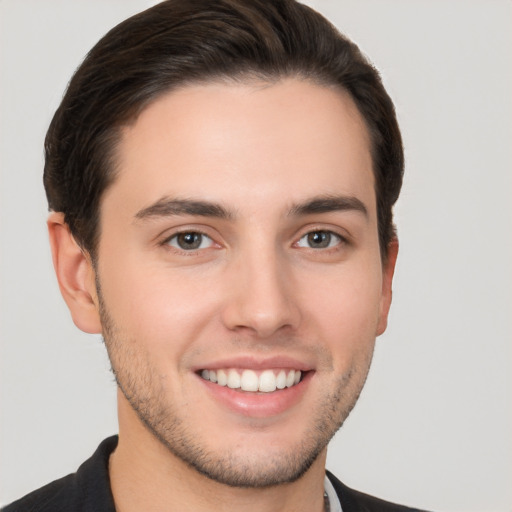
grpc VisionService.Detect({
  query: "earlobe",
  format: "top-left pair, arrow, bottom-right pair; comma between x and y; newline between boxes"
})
47,212 -> 102,334
376,237 -> 399,336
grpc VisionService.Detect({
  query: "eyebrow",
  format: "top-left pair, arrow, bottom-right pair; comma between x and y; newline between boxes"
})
134,194 -> 368,222
288,195 -> 368,218
135,197 -> 234,221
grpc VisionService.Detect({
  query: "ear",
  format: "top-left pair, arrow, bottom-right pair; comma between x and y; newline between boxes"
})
47,212 -> 102,334
376,237 -> 399,336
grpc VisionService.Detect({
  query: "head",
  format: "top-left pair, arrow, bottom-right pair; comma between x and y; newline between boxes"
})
46,0 -> 403,490
44,0 -> 403,264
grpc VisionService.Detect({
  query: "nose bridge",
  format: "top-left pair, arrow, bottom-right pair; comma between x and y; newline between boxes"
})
221,234 -> 300,337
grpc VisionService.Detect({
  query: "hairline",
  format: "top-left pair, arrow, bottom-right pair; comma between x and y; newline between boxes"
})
85,72 -> 390,264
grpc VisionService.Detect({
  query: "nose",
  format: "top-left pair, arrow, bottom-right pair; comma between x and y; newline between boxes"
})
220,248 -> 301,339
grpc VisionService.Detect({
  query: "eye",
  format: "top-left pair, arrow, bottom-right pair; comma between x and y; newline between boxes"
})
166,232 -> 214,251
296,230 -> 342,249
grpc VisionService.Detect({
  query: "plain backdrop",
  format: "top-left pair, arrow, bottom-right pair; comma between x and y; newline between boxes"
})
1,1 -> 511,510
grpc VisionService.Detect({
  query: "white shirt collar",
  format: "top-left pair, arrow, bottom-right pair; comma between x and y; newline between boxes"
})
324,474 -> 343,512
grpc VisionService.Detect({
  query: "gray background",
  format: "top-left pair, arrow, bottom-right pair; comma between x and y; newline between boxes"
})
1,1 -> 511,510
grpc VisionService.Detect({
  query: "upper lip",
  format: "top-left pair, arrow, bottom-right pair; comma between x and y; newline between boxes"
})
192,355 -> 314,372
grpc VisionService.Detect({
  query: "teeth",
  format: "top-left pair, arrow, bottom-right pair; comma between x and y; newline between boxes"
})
286,370 -> 295,388
259,370 -> 277,392
227,369 -> 241,389
201,368 -> 302,392
276,370 -> 286,389
217,369 -> 228,386
241,370 -> 259,391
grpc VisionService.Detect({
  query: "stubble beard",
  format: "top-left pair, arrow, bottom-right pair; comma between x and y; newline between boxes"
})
97,289 -> 373,489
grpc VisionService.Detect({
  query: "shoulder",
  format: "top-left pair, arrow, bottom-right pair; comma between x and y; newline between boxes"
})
2,473 -> 80,512
2,437 -> 118,512
326,471 -> 431,512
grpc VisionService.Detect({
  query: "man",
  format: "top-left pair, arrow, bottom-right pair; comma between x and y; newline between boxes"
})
3,1 -> 427,511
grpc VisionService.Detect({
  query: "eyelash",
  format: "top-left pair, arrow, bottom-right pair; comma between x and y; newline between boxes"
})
161,230 -> 215,254
159,228 -> 349,255
295,230 -> 347,250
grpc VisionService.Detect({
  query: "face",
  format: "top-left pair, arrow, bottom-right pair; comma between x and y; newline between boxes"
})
92,79 -> 395,487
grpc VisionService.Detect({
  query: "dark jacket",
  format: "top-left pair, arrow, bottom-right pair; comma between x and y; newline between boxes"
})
3,436 -> 429,512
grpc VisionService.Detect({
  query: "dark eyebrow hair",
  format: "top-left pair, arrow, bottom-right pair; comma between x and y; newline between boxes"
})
288,195 -> 368,217
134,197 -> 234,221
134,194 -> 367,222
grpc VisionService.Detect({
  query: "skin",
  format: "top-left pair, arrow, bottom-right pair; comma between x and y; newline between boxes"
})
49,78 -> 397,512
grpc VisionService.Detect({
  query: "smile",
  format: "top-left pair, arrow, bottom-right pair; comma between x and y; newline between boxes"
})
200,368 -> 302,393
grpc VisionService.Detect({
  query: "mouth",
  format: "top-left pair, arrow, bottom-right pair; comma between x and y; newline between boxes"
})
198,368 -> 303,393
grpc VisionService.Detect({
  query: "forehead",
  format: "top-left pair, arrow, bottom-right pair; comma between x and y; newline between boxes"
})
105,79 -> 375,218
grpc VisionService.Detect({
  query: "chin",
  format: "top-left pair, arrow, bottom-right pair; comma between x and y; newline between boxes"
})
156,427 -> 329,488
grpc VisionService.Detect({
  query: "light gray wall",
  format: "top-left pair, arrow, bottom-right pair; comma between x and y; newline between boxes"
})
1,1 -> 511,510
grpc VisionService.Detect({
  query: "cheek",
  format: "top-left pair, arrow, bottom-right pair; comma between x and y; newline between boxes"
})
99,257 -> 221,351
304,261 -> 383,351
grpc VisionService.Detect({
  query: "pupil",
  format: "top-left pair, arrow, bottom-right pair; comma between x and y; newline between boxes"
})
178,232 -> 201,249
308,231 -> 330,248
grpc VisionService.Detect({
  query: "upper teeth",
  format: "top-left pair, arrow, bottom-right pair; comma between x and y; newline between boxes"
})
201,368 -> 301,393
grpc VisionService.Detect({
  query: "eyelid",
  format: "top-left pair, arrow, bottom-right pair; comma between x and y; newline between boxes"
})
167,232 -> 214,250
158,226 -> 222,254
157,223 -> 215,242
293,224 -> 351,245
295,230 -> 344,249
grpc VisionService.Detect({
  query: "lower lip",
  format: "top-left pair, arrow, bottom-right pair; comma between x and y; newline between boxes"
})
198,371 -> 313,418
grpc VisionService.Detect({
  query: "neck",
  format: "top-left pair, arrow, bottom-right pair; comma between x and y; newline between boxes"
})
109,393 -> 327,512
